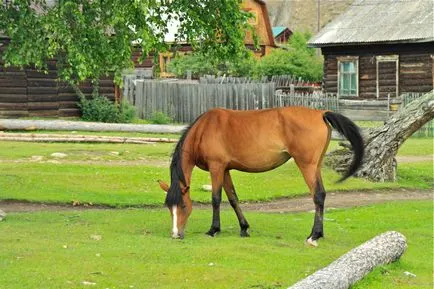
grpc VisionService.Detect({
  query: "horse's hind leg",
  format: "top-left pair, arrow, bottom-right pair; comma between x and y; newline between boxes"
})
295,161 -> 326,246
223,171 -> 250,237
206,164 -> 225,237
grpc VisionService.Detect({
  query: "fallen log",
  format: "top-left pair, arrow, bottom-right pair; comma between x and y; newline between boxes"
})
0,119 -> 186,134
0,132 -> 178,144
288,231 -> 407,289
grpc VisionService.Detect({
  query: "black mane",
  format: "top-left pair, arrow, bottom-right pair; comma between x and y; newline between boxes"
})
165,113 -> 204,207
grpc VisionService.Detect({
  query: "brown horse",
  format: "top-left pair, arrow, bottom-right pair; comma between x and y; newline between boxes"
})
158,106 -> 364,246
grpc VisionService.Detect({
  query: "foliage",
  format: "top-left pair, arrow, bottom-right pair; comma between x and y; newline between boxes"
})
168,53 -> 218,78
254,31 -> 323,81
149,111 -> 173,124
78,95 -> 136,123
167,31 -> 323,81
0,0 -> 251,86
0,201 -> 432,288
167,50 -> 256,78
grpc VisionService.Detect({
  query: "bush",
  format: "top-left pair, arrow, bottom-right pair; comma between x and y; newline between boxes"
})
150,111 -> 172,124
253,32 -> 323,81
78,94 -> 136,123
166,31 -> 323,82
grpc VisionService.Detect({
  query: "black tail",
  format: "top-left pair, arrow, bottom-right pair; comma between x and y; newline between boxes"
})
323,111 -> 364,182
165,114 -> 203,207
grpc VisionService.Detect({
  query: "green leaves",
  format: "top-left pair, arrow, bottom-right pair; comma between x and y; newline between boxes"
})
0,0 -> 250,85
254,31 -> 323,81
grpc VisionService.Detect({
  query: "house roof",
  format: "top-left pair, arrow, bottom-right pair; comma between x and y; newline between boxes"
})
272,26 -> 287,37
308,0 -> 434,47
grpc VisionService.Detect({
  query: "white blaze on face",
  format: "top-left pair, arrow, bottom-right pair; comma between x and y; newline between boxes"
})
172,205 -> 179,238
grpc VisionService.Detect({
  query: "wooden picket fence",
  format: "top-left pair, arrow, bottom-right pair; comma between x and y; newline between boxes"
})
124,78 -> 276,123
123,77 -> 340,123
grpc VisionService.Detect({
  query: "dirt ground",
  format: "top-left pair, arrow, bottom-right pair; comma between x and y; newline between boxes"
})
1,188 -> 431,214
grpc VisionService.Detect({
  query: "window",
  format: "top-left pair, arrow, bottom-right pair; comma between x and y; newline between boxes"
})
338,57 -> 358,97
159,52 -> 174,78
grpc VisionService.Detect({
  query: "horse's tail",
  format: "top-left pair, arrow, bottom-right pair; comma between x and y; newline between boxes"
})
323,111 -> 364,182
165,114 -> 203,207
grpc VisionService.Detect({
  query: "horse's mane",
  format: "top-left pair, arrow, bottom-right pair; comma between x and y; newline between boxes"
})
165,113 -> 204,207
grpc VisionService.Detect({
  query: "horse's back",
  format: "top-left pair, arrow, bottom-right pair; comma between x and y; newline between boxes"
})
187,107 -> 330,172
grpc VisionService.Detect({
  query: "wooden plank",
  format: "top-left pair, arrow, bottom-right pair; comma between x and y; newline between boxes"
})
29,110 -> 59,117
0,110 -> 29,117
0,102 -> 28,110
0,87 -> 27,94
0,94 -> 27,102
28,102 -> 59,110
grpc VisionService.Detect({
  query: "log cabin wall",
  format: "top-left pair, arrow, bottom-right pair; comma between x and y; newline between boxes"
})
322,42 -> 434,99
0,38 -> 115,118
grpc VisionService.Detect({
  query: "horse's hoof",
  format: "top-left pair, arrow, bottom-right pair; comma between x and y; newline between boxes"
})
240,231 -> 250,238
305,237 -> 318,247
205,229 -> 220,237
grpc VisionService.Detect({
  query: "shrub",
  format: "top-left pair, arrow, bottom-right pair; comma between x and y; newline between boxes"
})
150,111 -> 173,124
254,32 -> 323,81
78,94 -> 136,123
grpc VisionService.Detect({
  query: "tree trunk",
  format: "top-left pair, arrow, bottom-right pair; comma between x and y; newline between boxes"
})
288,231 -> 407,289
326,91 -> 434,182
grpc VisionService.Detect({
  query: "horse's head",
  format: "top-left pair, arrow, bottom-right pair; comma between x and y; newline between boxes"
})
158,180 -> 192,239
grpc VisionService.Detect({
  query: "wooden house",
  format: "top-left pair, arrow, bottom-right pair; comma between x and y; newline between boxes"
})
308,0 -> 434,99
241,0 -> 276,57
272,26 -> 293,45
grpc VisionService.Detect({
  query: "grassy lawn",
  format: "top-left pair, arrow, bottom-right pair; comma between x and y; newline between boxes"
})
0,201 -> 432,289
0,137 -> 431,161
0,137 -> 432,206
0,161 -> 432,206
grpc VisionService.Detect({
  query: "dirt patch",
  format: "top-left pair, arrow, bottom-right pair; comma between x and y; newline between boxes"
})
1,188 -> 431,214
239,188 -> 432,213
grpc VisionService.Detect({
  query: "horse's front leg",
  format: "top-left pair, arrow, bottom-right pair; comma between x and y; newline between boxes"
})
206,165 -> 225,237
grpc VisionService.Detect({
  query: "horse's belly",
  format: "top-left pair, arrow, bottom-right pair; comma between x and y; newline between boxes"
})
228,152 -> 291,172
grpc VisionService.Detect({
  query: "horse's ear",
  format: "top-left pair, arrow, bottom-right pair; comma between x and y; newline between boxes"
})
181,186 -> 190,195
157,180 -> 169,193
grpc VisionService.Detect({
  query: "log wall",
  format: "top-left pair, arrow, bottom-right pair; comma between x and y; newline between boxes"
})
322,42 -> 434,99
0,38 -> 115,118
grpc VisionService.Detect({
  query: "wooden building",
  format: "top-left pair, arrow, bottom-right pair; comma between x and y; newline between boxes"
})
308,0 -> 434,99
0,37 -> 116,118
272,26 -> 293,45
241,0 -> 276,57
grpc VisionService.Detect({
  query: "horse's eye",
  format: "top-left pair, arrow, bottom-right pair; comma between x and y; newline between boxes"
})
181,204 -> 187,209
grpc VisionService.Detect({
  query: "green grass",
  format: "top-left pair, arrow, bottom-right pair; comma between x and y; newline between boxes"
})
0,160 -> 431,207
0,201 -> 432,289
395,138 -> 433,156
0,141 -> 174,161
0,137 -> 432,206
0,137 -> 431,162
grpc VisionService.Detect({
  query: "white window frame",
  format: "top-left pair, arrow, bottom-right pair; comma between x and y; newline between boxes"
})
376,55 -> 399,99
337,56 -> 359,98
